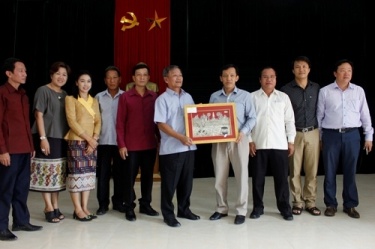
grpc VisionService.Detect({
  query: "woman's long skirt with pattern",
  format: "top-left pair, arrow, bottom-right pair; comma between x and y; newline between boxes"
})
66,140 -> 97,193
30,137 -> 67,192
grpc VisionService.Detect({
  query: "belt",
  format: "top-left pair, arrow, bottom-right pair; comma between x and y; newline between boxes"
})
323,127 -> 357,133
296,126 -> 317,133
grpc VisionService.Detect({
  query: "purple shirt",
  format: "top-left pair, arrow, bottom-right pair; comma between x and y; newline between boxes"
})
116,87 -> 158,151
317,81 -> 373,141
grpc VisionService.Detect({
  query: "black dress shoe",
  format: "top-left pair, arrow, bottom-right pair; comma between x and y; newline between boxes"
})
234,215 -> 245,224
344,207 -> 360,219
139,206 -> 159,216
249,210 -> 264,219
177,211 -> 200,220
96,207 -> 108,215
12,223 -> 43,232
324,206 -> 337,217
281,213 -> 293,221
164,218 -> 181,227
209,212 -> 228,220
125,210 -> 136,221
113,204 -> 126,213
0,229 -> 18,241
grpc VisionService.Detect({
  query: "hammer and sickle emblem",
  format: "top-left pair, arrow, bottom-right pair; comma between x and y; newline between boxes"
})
120,12 -> 139,31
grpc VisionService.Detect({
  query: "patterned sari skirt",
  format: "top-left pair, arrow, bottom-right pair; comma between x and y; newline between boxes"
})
30,137 -> 67,192
66,140 -> 97,193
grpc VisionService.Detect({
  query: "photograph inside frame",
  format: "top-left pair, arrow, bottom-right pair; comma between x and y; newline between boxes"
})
184,103 -> 238,144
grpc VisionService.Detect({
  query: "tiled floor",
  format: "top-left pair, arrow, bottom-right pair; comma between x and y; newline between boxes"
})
4,174 -> 375,249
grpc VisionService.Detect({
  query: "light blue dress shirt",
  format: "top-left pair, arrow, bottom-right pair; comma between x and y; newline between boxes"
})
154,88 -> 197,155
95,89 -> 124,145
209,87 -> 256,135
317,82 -> 373,141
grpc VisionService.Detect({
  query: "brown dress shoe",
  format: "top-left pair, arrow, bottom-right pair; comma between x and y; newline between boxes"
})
344,207 -> 360,218
324,206 -> 337,217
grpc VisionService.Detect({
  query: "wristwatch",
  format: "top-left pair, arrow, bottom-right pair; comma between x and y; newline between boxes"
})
40,136 -> 47,140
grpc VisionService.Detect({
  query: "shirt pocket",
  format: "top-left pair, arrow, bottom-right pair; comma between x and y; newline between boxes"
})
347,99 -> 360,113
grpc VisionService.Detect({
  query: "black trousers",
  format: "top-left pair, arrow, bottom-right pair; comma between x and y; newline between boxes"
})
96,145 -> 124,208
0,154 -> 31,230
159,151 -> 195,219
123,149 -> 157,210
251,149 -> 292,214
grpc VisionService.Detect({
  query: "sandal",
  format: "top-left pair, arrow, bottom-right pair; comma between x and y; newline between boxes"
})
292,206 -> 303,215
306,207 -> 321,216
54,209 -> 65,220
44,211 -> 60,223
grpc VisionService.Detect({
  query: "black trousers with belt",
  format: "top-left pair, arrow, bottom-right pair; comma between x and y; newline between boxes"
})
123,149 -> 157,211
159,151 -> 195,219
96,145 -> 124,208
251,149 -> 292,214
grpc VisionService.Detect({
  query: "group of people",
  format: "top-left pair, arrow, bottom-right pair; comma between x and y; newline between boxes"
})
0,56 -> 372,241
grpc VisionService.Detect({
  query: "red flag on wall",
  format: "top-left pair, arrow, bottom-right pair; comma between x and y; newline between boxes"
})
114,0 -> 170,93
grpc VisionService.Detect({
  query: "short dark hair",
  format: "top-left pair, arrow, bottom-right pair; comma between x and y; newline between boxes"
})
132,63 -> 150,76
259,66 -> 277,77
104,66 -> 121,77
334,59 -> 353,72
49,61 -> 71,77
221,64 -> 239,76
162,65 -> 180,77
3,57 -> 24,74
292,56 -> 311,68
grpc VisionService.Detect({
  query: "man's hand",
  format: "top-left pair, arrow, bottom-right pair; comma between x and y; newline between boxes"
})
0,153 -> 11,166
119,147 -> 128,160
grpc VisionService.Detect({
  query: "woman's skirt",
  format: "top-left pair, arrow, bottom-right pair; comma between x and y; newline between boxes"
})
66,140 -> 97,192
30,137 -> 67,192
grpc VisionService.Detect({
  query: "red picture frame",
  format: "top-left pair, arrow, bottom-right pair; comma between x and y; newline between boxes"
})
184,103 -> 238,144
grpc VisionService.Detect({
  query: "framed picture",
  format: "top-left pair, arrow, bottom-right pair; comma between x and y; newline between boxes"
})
184,103 -> 238,144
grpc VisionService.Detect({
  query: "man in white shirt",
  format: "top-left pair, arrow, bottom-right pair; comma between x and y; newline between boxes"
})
249,66 -> 296,221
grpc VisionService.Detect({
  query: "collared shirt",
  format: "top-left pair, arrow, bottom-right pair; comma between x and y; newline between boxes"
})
280,80 -> 320,128
317,81 -> 373,141
154,88 -> 197,155
209,87 -> 256,135
0,82 -> 34,154
249,88 -> 296,150
116,87 -> 158,151
95,89 -> 124,145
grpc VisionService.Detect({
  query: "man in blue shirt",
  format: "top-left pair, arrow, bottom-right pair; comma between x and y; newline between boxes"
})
154,65 -> 199,227
208,64 -> 256,225
95,66 -> 125,215
317,59 -> 373,219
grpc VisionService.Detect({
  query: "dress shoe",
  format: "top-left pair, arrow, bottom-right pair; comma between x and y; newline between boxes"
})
344,207 -> 360,219
324,206 -> 337,217
249,210 -> 264,219
125,210 -> 136,221
164,218 -> 181,227
281,213 -> 293,221
12,223 -> 43,232
177,211 -> 200,220
234,215 -> 245,224
113,204 -> 126,213
209,212 -> 228,220
96,207 -> 109,215
139,205 -> 159,216
0,229 -> 18,241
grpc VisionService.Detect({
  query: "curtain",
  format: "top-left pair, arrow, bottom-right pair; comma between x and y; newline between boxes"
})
114,0 -> 170,93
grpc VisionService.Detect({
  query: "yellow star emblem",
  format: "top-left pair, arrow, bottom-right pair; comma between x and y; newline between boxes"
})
146,11 -> 167,31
